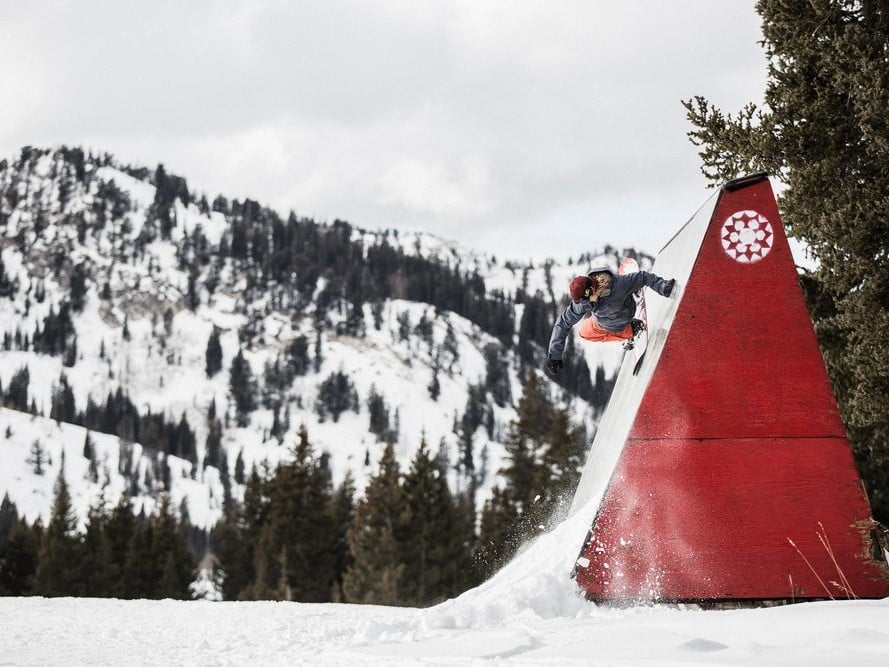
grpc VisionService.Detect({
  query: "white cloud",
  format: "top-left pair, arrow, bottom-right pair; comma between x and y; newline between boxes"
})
377,156 -> 491,218
0,1 -> 766,261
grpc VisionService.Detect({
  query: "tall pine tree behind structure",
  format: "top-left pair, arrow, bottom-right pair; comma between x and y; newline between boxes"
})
683,0 -> 889,520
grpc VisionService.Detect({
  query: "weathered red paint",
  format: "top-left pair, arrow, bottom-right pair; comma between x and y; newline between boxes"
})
574,176 -> 889,601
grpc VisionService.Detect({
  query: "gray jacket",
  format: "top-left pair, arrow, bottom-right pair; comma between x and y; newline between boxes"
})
547,266 -> 672,360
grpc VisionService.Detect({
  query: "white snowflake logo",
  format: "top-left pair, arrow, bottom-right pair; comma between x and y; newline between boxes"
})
721,210 -> 774,263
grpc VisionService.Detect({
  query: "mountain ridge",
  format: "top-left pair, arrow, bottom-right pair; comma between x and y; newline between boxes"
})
0,145 -> 647,534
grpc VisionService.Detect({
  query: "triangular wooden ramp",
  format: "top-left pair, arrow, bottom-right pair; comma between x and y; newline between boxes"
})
570,173 -> 889,601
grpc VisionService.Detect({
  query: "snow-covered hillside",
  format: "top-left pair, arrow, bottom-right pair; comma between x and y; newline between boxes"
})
0,146 -> 637,532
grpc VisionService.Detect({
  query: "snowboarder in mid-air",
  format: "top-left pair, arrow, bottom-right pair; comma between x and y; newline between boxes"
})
545,263 -> 675,377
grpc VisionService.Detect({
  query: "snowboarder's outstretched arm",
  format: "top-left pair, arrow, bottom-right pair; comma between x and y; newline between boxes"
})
547,301 -> 585,361
622,270 -> 675,298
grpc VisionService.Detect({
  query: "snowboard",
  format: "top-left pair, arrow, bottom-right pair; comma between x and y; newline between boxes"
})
617,257 -> 648,375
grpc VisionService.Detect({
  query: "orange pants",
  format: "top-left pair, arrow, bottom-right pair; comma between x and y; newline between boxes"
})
577,316 -> 633,343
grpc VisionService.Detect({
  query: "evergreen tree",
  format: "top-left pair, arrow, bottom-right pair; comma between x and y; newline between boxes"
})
286,335 -> 310,377
0,521 -> 39,595
428,366 -> 441,400
152,164 -> 176,240
69,262 -> 88,312
501,385 -> 546,516
80,491 -> 116,596
476,486 -> 521,578
204,418 -> 223,470
0,252 -> 15,298
27,440 -> 48,476
483,342 -> 512,408
313,331 -> 323,373
152,495 -> 194,599
367,384 -> 394,442
456,492 -> 482,586
342,443 -> 409,605
214,511 -> 246,601
0,494 -> 17,543
205,328 -> 223,377
123,517 -> 156,598
558,337 -> 596,406
186,266 -> 200,311
81,430 -> 95,460
316,370 -> 358,423
250,426 -> 337,601
592,364 -> 615,412
400,438 -> 473,605
540,406 -> 586,522
172,412 -> 197,463
229,348 -> 257,427
345,295 -> 366,337
62,332 -> 78,368
34,465 -> 83,596
396,311 -> 411,342
442,320 -> 460,366
7,365 -> 30,411
683,0 -> 889,520
105,494 -> 137,597
50,375 -> 77,424
480,373 -> 585,576
329,472 -> 356,602
119,495 -> 193,599
234,449 -> 246,485
217,466 -> 268,600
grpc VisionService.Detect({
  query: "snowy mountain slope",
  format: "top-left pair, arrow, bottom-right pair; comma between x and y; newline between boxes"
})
0,146 -> 635,531
0,406 -> 203,529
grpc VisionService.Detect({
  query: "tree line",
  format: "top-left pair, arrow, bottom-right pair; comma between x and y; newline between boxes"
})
215,372 -> 585,605
0,471 -> 193,598
1,373 -> 585,604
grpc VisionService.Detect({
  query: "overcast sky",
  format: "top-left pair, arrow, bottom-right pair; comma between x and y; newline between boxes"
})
0,1 -> 766,261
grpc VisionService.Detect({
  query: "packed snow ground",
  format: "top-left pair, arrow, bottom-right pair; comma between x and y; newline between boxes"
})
4,504 -> 889,665
5,595 -> 889,665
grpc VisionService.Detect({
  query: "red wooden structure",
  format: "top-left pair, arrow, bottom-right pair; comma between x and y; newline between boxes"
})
572,174 -> 889,601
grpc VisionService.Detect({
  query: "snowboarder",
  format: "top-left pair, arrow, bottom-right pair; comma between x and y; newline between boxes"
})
545,265 -> 675,377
